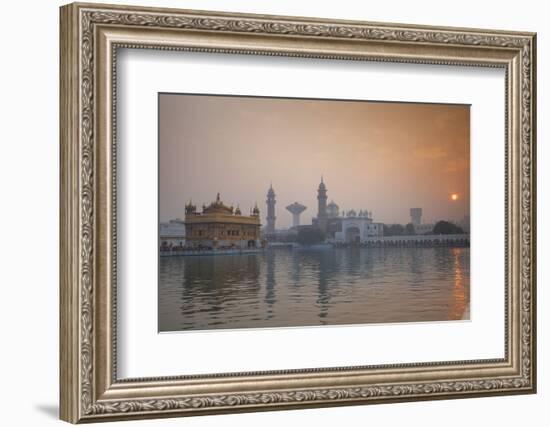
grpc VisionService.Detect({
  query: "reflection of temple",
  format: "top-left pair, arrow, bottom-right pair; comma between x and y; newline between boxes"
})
184,193 -> 261,249
175,253 -> 262,330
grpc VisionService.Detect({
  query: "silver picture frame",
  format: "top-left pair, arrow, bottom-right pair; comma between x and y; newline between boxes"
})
60,2 -> 536,422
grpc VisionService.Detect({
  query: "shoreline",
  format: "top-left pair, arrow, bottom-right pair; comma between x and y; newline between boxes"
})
160,248 -> 263,257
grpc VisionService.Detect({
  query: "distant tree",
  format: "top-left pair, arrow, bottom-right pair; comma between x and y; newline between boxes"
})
433,220 -> 464,235
383,224 -> 406,236
391,224 -> 405,236
296,227 -> 325,245
405,223 -> 416,235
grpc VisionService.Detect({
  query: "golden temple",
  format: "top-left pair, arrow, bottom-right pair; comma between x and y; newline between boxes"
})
184,193 -> 261,249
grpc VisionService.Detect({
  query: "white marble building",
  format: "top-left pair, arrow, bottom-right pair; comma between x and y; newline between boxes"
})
159,219 -> 185,249
334,209 -> 384,244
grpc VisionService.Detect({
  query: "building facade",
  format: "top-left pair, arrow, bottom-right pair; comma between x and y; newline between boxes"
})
414,223 -> 435,234
159,219 -> 186,250
410,208 -> 422,226
327,200 -> 339,218
334,210 -> 384,244
409,207 -> 435,234
184,194 -> 262,249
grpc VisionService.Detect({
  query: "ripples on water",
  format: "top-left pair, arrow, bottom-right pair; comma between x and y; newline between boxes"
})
158,247 -> 470,332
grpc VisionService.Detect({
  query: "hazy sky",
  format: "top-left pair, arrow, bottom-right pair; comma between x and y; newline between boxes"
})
159,94 -> 469,228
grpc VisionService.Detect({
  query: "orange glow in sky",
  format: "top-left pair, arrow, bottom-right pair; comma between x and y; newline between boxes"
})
160,94 -> 470,226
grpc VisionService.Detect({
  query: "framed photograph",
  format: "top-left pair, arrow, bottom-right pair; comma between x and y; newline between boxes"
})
60,2 -> 537,423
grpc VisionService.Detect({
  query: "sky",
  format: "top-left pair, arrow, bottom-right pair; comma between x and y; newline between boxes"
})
159,93 -> 470,228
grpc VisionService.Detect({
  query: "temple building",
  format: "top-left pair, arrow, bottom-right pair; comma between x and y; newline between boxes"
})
184,193 -> 261,249
334,209 -> 384,244
327,200 -> 339,218
310,177 -> 383,242
159,219 -> 186,252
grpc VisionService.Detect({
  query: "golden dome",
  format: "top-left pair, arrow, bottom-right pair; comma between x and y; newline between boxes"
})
202,193 -> 233,215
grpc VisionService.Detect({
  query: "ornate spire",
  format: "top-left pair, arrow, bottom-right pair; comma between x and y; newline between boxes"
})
185,199 -> 196,214
202,193 -> 233,214
318,175 -> 327,191
266,183 -> 276,233
252,202 -> 260,216
267,183 -> 275,197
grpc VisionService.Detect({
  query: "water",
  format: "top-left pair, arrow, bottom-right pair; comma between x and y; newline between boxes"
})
158,246 -> 469,332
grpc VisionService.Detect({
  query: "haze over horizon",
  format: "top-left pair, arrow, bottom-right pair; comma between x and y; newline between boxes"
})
160,94 -> 470,228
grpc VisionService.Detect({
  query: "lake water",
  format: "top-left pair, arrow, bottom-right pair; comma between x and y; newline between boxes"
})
158,246 -> 470,332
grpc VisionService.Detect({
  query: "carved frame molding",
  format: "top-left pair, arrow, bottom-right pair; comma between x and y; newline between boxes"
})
60,2 -> 536,423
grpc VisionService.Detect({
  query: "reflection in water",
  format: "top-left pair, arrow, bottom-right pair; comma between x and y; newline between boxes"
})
449,248 -> 468,319
158,247 -> 470,332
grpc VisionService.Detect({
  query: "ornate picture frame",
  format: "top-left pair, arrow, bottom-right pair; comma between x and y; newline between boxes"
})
60,2 -> 536,423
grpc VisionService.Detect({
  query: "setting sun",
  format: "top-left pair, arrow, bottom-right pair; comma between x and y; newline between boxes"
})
451,193 -> 459,201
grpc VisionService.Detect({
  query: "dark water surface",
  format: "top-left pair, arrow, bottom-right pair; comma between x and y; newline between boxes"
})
158,247 -> 470,332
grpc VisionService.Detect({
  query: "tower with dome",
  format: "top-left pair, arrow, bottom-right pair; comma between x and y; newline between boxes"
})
265,184 -> 276,233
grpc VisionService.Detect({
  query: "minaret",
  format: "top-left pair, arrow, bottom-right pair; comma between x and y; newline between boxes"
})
317,176 -> 328,232
266,184 -> 276,233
